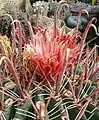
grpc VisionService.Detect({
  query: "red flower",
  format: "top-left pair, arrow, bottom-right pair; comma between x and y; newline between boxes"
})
23,27 -> 79,83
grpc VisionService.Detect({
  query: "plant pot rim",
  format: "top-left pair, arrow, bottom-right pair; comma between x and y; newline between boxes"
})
70,5 -> 99,19
70,5 -> 99,13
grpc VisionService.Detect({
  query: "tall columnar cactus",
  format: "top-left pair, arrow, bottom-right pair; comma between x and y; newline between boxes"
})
0,5 -> 99,120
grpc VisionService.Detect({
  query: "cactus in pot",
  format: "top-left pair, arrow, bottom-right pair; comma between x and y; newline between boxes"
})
0,4 -> 99,120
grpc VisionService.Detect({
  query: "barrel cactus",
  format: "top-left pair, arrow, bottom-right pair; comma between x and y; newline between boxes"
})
0,3 -> 99,120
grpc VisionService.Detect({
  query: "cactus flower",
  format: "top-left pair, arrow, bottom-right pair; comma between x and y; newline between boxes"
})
23,27 -> 79,84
